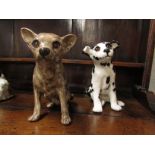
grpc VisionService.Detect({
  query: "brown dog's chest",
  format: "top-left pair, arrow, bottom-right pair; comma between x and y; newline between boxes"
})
33,63 -> 65,98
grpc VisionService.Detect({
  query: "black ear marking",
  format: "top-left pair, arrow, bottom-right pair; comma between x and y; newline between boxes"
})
111,40 -> 120,45
111,40 -> 120,49
106,76 -> 110,84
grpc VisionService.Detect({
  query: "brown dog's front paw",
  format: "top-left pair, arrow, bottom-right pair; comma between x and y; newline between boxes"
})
61,114 -> 71,125
28,114 -> 40,122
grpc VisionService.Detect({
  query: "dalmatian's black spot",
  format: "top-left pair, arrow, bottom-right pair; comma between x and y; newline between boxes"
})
100,63 -> 111,67
89,88 -> 94,94
86,87 -> 93,96
93,56 -> 99,60
106,76 -> 110,84
107,63 -> 110,67
112,82 -> 115,85
90,83 -> 92,87
113,88 -> 116,91
95,46 -> 100,52
105,84 -> 110,90
100,63 -> 107,66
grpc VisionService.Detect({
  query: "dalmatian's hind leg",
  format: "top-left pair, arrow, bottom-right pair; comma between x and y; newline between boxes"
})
99,93 -> 106,107
87,85 -> 102,112
109,87 -> 122,111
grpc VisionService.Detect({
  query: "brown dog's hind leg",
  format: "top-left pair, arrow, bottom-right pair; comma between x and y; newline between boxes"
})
57,88 -> 71,125
28,87 -> 41,122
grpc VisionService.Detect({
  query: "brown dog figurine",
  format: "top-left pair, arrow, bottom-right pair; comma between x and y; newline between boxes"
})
21,28 -> 77,125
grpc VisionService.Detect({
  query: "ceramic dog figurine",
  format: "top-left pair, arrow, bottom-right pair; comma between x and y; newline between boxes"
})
83,41 -> 125,112
21,28 -> 77,125
0,73 -> 13,101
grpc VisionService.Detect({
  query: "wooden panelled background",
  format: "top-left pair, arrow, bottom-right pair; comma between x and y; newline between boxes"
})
0,19 -> 151,93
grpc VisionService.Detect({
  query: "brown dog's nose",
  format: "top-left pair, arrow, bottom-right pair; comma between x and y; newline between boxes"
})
39,48 -> 50,57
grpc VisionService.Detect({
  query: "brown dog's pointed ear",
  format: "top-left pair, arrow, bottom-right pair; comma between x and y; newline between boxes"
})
21,27 -> 37,44
61,34 -> 77,53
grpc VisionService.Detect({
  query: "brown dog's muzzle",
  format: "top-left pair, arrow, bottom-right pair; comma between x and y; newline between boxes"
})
39,48 -> 50,57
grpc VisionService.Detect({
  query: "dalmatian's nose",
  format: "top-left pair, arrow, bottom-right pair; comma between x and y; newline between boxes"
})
104,49 -> 110,54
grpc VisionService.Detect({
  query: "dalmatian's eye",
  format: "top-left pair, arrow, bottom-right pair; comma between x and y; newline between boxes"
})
53,41 -> 61,49
95,46 -> 100,52
106,43 -> 112,48
32,39 -> 40,48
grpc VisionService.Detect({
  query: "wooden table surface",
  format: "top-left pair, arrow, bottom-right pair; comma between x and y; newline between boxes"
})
0,92 -> 155,135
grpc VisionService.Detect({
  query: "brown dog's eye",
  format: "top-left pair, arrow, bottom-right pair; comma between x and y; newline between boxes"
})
95,46 -> 100,52
53,41 -> 61,49
32,39 -> 40,48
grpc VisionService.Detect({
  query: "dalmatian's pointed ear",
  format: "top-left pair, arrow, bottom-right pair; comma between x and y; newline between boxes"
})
111,40 -> 120,49
83,46 -> 91,54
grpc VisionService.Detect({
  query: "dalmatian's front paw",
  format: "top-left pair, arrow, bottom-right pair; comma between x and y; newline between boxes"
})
93,104 -> 102,113
83,46 -> 91,53
118,100 -> 125,107
111,104 -> 122,111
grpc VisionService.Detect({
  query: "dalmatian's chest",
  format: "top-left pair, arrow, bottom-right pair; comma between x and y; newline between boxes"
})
89,63 -> 115,101
94,64 -> 113,76
92,63 -> 115,87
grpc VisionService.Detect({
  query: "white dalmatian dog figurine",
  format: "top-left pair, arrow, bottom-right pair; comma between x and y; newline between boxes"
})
83,41 -> 125,112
